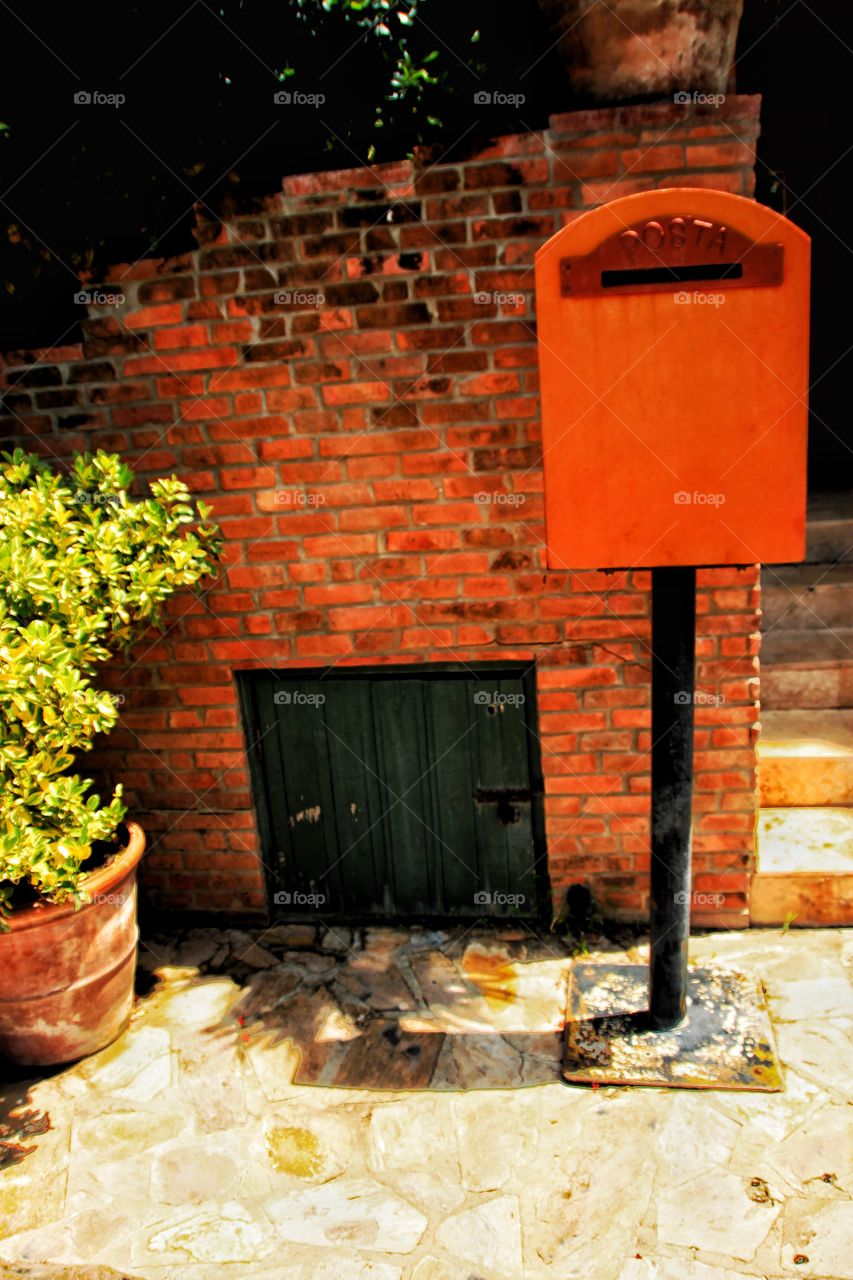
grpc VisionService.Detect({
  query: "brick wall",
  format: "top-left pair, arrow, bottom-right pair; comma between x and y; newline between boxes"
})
0,97 -> 763,928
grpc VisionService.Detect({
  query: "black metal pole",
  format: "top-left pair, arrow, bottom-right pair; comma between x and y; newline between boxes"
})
648,565 -> 697,1030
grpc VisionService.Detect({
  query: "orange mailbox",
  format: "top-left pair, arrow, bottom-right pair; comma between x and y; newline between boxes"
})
535,188 -> 810,570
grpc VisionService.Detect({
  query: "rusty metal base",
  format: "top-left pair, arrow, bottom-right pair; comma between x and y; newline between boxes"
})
563,964 -> 783,1091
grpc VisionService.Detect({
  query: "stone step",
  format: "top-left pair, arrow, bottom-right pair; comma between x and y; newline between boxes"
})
761,562 -> 853,631
751,807 -> 853,926
805,491 -> 853,563
760,628 -> 853,709
757,709 -> 853,806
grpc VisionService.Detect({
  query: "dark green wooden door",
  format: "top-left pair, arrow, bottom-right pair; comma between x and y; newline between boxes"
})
240,665 -> 543,919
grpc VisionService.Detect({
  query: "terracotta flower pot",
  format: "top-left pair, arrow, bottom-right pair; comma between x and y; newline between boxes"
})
537,0 -> 744,102
0,821 -> 146,1067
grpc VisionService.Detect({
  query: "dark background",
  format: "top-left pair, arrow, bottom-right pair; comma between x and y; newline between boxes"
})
0,0 -> 848,487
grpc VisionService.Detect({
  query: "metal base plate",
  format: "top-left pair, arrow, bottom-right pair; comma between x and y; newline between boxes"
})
563,964 -> 783,1091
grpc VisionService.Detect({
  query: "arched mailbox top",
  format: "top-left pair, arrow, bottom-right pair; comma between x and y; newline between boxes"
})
535,187 -> 810,273
534,188 -> 811,570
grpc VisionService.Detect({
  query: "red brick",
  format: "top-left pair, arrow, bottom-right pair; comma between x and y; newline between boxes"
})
220,467 -> 276,490
124,303 -> 184,329
154,324 -> 208,350
180,396 -> 232,420
686,142 -> 755,168
303,534 -> 378,557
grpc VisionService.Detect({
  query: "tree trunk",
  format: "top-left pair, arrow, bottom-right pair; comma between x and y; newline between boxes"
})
537,0 -> 744,102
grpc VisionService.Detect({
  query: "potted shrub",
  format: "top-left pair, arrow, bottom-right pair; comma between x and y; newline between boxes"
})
0,448 -> 221,1065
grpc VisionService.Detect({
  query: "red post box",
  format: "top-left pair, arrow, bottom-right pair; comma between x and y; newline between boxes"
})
538,190 -> 810,1065
535,188 -> 811,571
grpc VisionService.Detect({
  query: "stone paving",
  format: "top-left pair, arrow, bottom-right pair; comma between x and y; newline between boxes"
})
1,922 -> 852,1279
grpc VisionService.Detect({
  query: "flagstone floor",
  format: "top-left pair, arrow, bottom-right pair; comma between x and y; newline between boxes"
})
1,923 -> 852,1280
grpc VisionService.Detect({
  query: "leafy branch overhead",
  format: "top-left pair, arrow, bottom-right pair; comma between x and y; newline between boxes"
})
0,449 -> 222,920
283,0 -> 481,142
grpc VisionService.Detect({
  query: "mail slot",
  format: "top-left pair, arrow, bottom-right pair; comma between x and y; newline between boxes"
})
535,189 -> 811,569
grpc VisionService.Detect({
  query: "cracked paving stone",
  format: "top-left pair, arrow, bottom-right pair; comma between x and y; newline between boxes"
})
264,1178 -> 427,1253
142,977 -> 240,1034
387,1169 -> 466,1215
331,1020 -> 444,1089
77,1026 -> 172,1104
260,1106 -> 355,1183
172,929 -> 223,969
282,951 -> 337,975
318,927 -> 360,955
436,1195 -> 523,1278
150,1129 -> 271,1204
767,1103 -> 853,1194
136,1201 -> 279,1265
262,924 -> 317,949
429,1032 -> 525,1089
366,1097 -> 457,1172
781,1198 -> 853,1278
657,1168 -> 781,1261
225,931 -> 279,970
335,958 -> 416,1011
230,968 -> 303,1021
71,1108 -> 188,1160
454,1093 -> 540,1192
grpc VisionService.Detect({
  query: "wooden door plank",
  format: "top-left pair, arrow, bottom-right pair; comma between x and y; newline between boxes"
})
371,679 -> 434,913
